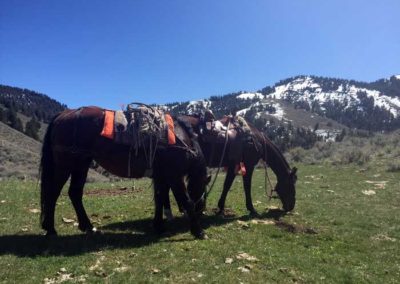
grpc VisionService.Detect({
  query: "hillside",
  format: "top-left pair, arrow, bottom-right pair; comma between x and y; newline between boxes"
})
0,121 -> 108,181
164,75 -> 400,149
0,85 -> 66,123
167,75 -> 400,131
0,121 -> 41,179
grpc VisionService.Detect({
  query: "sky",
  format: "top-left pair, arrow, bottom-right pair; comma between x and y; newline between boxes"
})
1,0 -> 399,109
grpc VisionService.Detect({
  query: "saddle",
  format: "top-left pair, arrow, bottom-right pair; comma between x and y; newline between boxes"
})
101,103 -> 175,147
199,113 -> 254,165
200,115 -> 252,144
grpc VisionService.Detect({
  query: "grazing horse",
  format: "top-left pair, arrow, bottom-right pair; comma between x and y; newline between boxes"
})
40,106 -> 209,239
165,114 -> 297,216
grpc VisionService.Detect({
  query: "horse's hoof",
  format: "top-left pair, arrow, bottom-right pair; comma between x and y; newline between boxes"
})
249,210 -> 260,218
86,227 -> 101,235
194,230 -> 208,240
164,209 -> 174,221
44,230 -> 58,237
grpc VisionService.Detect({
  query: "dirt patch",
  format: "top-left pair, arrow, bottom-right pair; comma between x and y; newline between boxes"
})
84,187 -> 144,197
275,220 -> 318,234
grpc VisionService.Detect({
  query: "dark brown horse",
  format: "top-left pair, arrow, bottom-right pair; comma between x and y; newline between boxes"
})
165,114 -> 297,216
40,106 -> 209,239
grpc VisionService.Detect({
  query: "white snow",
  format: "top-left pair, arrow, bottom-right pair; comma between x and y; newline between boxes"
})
236,92 -> 264,100
268,76 -> 400,118
236,107 -> 251,116
270,102 -> 285,120
186,100 -> 212,114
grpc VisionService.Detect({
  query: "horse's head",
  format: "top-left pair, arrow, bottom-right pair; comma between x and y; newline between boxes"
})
275,167 -> 297,211
188,171 -> 211,214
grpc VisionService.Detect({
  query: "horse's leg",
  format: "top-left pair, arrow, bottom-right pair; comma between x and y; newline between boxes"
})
68,168 -> 95,233
153,178 -> 169,234
41,168 -> 70,236
242,164 -> 258,216
163,189 -> 174,221
171,179 -> 205,239
217,163 -> 236,213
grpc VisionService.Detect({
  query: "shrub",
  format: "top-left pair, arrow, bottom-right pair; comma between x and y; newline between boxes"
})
387,161 -> 400,172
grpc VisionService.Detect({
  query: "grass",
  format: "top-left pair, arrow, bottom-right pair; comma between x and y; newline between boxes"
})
0,163 -> 399,283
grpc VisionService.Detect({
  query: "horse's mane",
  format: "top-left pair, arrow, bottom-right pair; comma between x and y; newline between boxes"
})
247,122 -> 291,172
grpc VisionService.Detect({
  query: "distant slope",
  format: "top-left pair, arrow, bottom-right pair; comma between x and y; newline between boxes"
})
0,85 -> 67,123
166,75 -> 400,132
0,121 -> 108,181
0,121 -> 41,178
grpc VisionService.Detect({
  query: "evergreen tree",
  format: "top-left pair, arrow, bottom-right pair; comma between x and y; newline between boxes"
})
6,108 -> 24,132
0,108 -> 4,122
25,117 -> 41,140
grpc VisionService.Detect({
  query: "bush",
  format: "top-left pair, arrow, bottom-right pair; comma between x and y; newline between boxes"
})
288,147 -> 306,162
387,161 -> 400,172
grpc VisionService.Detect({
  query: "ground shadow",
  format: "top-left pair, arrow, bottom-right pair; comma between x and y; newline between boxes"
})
0,209 -> 286,258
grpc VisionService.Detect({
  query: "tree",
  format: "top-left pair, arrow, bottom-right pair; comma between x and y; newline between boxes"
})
0,108 -> 5,122
313,122 -> 319,132
25,117 -> 41,140
6,108 -> 24,132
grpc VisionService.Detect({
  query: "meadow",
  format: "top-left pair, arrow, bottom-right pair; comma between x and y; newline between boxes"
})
0,163 -> 399,283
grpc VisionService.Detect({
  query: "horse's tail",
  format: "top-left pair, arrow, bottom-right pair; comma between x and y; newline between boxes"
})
39,115 -> 58,225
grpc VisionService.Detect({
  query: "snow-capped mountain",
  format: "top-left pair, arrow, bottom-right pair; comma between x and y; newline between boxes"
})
166,75 -> 400,132
267,76 -> 400,118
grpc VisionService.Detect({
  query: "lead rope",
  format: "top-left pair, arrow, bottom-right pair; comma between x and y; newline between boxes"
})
206,119 -> 231,198
264,164 -> 275,200
262,134 -> 275,201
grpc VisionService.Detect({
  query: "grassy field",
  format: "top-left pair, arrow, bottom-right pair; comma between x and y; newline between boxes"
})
0,164 -> 399,283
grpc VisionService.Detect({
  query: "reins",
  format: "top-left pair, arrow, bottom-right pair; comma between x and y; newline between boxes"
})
264,163 -> 275,201
262,133 -> 276,201
205,119 -> 231,198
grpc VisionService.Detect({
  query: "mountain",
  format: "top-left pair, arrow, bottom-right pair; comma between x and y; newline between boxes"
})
164,75 -> 400,150
0,85 -> 108,181
0,85 -> 67,140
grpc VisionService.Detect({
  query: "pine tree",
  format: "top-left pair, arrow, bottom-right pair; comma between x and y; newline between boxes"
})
0,108 -> 5,122
6,108 -> 24,132
25,117 -> 41,140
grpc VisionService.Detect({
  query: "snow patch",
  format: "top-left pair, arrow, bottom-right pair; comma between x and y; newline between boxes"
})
236,92 -> 264,100
236,107 -> 251,116
269,76 -> 400,118
270,102 -> 285,120
186,100 -> 212,114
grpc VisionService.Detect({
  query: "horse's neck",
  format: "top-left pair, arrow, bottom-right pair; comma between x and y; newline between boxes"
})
264,139 -> 290,180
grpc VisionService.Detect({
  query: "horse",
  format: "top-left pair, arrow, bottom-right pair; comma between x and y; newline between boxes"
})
40,106 -> 209,239
164,114 -> 297,217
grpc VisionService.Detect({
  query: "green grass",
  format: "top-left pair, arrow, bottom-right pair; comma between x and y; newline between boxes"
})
0,164 -> 399,283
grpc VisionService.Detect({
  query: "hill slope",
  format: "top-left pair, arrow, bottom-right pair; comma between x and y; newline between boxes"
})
166,75 -> 400,132
0,121 -> 107,181
0,121 -> 42,178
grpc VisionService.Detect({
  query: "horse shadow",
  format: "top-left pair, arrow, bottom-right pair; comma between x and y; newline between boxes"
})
0,209 -> 286,258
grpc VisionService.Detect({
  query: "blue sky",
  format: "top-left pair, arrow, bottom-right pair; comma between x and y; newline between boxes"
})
1,0 -> 399,109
